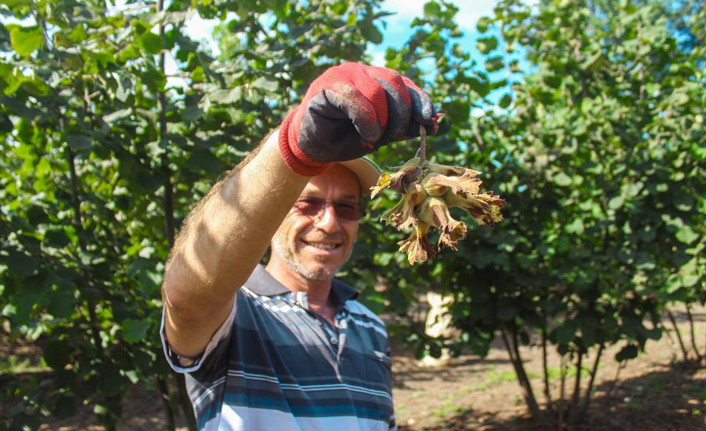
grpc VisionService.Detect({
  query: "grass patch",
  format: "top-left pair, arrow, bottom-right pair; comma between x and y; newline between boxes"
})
545,365 -> 591,381
525,369 -> 541,379
410,390 -> 426,399
0,355 -> 49,374
487,370 -> 517,384
430,400 -> 467,420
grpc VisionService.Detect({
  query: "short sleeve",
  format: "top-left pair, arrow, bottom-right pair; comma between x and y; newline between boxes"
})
160,298 -> 237,374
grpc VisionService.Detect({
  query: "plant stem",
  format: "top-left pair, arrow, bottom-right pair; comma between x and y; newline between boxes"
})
418,124 -> 427,165
605,361 -> 625,399
686,304 -> 702,362
666,308 -> 690,362
570,347 -> 583,414
500,327 -> 549,427
578,343 -> 604,420
66,146 -> 104,355
157,377 -> 176,431
662,320 -> 679,363
155,0 -> 195,428
558,357 -> 566,430
67,141 -> 122,430
541,323 -> 554,413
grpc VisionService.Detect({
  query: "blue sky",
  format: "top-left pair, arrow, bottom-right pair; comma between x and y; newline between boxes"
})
180,0 -> 532,108
367,0 -> 499,66
183,0 -> 503,66
1,0 -> 528,105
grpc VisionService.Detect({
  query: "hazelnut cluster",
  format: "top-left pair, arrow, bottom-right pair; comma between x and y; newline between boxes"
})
371,156 -> 505,265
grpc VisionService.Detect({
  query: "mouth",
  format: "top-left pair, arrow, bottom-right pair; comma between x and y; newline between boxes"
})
301,239 -> 342,252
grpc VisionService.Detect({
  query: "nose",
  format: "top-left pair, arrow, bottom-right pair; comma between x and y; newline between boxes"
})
313,203 -> 341,232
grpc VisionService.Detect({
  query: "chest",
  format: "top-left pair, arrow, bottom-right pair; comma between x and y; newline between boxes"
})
231,291 -> 392,390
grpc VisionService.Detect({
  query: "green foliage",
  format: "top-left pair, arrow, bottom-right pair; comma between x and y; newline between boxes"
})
0,0 -> 704,428
0,0 -> 384,428
356,0 -> 705,426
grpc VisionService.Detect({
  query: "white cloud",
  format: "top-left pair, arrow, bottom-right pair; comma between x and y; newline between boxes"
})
369,47 -> 387,67
380,0 -> 426,20
454,2 -> 496,30
183,12 -> 231,56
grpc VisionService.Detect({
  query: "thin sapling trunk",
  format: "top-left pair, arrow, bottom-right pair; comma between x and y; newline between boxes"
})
500,328 -> 549,427
541,324 -> 554,413
666,308 -> 690,362
577,344 -> 604,422
685,304 -> 703,362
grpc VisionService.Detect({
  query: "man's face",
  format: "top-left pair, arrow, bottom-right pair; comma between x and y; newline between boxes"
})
271,164 -> 361,281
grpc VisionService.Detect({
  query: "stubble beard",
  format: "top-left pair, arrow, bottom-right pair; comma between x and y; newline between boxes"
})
271,234 -> 353,281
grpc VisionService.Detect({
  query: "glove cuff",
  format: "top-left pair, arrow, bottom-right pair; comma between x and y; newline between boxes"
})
279,109 -> 332,177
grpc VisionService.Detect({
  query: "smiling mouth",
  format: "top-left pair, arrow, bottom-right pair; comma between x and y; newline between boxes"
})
302,240 -> 341,251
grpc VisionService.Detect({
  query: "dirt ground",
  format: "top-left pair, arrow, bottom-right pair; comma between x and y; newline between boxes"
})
392,306 -> 706,431
392,334 -> 706,431
3,307 -> 705,431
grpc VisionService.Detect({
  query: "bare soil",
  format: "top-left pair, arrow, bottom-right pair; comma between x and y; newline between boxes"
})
2,307 -> 705,431
392,306 -> 706,431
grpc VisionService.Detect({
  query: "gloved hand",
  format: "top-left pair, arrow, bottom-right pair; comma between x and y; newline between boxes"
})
279,62 -> 440,176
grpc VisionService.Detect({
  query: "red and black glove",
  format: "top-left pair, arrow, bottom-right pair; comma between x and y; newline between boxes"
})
279,62 -> 440,176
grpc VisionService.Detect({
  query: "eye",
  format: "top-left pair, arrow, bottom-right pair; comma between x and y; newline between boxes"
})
298,197 -> 324,206
336,202 -> 359,211
334,201 -> 363,221
294,197 -> 324,216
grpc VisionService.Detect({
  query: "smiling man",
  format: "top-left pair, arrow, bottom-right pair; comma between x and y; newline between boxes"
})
269,164 -> 362,294
160,63 -> 439,430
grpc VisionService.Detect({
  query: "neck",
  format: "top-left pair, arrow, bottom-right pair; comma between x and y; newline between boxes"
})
265,258 -> 333,310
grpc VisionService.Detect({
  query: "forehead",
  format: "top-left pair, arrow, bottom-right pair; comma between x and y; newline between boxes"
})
302,164 -> 361,200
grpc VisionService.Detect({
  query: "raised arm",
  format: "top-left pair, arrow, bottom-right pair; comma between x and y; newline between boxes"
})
162,130 -> 309,358
162,63 -> 440,359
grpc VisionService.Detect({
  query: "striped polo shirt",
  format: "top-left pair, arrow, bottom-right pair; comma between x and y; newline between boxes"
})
161,265 -> 396,430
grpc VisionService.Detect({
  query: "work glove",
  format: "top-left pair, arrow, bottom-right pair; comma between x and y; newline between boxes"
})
279,62 -> 440,176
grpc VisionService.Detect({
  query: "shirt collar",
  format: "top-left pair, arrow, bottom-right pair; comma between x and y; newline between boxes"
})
245,264 -> 359,306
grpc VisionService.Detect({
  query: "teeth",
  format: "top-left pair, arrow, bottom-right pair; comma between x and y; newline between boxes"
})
307,242 -> 338,250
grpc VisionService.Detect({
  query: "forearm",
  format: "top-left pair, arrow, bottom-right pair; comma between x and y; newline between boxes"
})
163,130 -> 309,355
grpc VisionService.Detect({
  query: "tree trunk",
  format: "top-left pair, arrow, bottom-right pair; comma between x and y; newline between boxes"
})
662,322 -> 679,363
666,308 -> 690,362
570,348 -> 583,416
685,304 -> 703,362
500,328 -> 549,427
541,324 -> 554,413
558,357 -> 567,430
604,361 -> 625,399
157,377 -> 176,431
155,0 -> 196,427
67,144 -> 122,431
576,343 -> 604,422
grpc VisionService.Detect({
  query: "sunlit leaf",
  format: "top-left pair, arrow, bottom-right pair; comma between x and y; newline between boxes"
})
10,25 -> 44,56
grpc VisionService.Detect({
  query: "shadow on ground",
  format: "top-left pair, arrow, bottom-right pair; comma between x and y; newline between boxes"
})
392,357 -> 511,390
409,364 -> 706,431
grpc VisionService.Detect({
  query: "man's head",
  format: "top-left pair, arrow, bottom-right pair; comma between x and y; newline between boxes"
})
271,164 -> 362,282
269,157 -> 379,284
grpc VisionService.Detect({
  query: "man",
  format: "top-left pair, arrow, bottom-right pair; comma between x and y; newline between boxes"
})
160,62 -> 439,430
